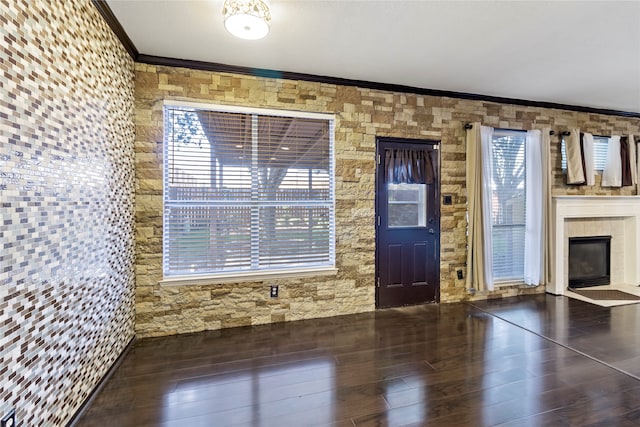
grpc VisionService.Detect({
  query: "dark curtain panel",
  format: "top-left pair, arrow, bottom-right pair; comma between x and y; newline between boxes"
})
384,149 -> 434,184
621,136 -> 632,186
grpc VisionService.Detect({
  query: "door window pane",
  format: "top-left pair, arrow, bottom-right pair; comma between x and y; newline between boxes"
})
387,183 -> 427,228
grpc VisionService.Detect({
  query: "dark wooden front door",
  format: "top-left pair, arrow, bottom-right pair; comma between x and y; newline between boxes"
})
376,138 -> 440,308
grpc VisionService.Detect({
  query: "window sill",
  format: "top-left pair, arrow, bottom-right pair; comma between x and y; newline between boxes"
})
494,280 -> 525,288
494,280 -> 541,288
159,267 -> 339,287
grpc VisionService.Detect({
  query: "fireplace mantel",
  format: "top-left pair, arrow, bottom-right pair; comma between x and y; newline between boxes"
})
550,196 -> 640,295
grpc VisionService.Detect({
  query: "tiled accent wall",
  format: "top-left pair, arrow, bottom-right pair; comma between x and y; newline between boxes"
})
0,1 -> 135,425
134,64 -> 640,337
566,218 -> 626,285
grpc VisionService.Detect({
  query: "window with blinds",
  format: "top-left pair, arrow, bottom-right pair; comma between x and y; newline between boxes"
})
491,130 -> 526,281
163,104 -> 335,279
560,136 -> 609,171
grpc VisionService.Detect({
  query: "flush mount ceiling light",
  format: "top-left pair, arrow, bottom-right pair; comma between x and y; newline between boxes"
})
222,0 -> 271,40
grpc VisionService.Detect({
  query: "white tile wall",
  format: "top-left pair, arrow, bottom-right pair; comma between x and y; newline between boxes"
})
566,217 -> 626,284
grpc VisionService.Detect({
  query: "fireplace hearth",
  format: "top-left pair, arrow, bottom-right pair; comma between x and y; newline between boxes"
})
568,236 -> 611,288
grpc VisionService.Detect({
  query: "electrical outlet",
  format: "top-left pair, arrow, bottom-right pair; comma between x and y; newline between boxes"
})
270,285 -> 278,298
457,269 -> 464,280
1,408 -> 15,427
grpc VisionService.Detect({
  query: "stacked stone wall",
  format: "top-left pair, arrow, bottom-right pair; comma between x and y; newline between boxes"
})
135,63 -> 640,338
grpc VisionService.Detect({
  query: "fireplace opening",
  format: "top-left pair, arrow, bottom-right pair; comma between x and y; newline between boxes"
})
568,236 -> 611,288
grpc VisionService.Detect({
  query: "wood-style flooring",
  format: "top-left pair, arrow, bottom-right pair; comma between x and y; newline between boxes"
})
75,294 -> 640,426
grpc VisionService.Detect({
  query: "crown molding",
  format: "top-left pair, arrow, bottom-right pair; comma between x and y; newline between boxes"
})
94,2 -> 640,119
137,54 -> 640,119
92,0 -> 138,59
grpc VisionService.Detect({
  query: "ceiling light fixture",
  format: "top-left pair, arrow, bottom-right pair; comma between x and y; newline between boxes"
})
222,0 -> 271,40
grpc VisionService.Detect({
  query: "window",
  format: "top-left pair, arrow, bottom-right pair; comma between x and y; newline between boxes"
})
163,103 -> 335,281
561,136 -> 609,171
491,130 -> 526,281
387,183 -> 427,228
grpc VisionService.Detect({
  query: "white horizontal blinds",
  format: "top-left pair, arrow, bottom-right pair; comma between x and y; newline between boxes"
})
258,207 -> 332,267
257,116 -> 331,200
163,105 -> 334,277
164,206 -> 252,274
164,108 -> 253,276
593,138 -> 609,170
256,115 -> 333,268
561,136 -> 609,171
166,109 -> 253,199
491,130 -> 526,281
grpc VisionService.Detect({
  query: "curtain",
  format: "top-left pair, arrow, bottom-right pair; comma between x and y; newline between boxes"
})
542,129 -> 553,287
582,133 -> 596,186
621,137 -> 633,187
465,123 -> 494,292
565,129 -> 585,185
523,130 -> 545,286
384,149 -> 434,184
632,135 -> 639,194
602,136 -> 622,187
480,126 -> 494,290
630,135 -> 637,187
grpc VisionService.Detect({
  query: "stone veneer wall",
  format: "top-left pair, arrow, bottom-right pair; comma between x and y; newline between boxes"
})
0,0 -> 135,425
135,63 -> 640,338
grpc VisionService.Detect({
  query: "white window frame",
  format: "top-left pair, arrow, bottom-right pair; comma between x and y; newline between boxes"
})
386,183 -> 427,228
160,100 -> 337,286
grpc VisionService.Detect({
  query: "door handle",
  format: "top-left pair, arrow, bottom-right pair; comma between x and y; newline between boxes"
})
428,228 -> 435,234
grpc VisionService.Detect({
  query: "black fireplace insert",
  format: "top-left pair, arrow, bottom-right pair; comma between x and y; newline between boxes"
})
568,235 -> 611,288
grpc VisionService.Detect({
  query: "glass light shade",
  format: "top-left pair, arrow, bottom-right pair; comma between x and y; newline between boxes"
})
222,0 -> 271,40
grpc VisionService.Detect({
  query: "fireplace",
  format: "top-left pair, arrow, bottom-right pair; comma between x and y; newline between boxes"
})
568,236 -> 611,288
550,196 -> 640,295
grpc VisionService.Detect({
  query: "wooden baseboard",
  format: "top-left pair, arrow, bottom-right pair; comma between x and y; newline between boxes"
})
66,336 -> 136,426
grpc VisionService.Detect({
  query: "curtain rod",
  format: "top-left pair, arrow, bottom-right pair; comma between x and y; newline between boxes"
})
559,131 -> 615,139
463,123 -> 555,135
463,124 -> 631,140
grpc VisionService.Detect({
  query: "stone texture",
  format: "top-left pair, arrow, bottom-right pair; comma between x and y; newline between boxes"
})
0,0 -> 135,425
134,64 -> 640,339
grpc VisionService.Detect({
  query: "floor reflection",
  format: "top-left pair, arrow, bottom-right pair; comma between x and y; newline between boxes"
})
77,296 -> 640,426
385,374 -> 425,426
162,358 -> 335,425
473,294 -> 640,378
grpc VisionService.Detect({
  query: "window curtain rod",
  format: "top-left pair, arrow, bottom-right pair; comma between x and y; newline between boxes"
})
463,124 -> 619,139
559,131 -> 616,139
463,123 -> 554,135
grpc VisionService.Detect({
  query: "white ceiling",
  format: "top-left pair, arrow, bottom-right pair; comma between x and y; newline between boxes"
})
106,0 -> 640,114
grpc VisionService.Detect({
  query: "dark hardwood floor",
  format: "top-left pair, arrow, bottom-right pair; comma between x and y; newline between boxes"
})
75,294 -> 640,426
